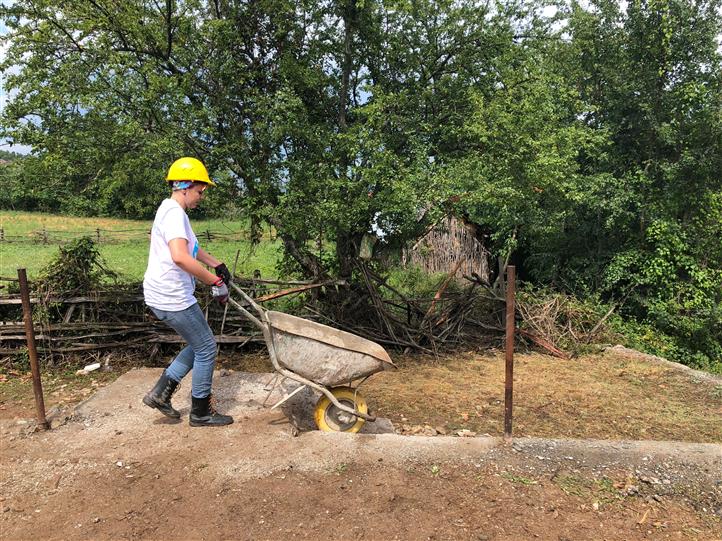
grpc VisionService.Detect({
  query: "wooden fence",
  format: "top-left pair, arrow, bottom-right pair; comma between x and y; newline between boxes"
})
0,227 -> 257,245
0,278 -> 341,361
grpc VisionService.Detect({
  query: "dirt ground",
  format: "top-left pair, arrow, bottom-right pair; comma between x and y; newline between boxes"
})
3,346 -> 721,442
363,346 -> 722,443
1,348 -> 721,540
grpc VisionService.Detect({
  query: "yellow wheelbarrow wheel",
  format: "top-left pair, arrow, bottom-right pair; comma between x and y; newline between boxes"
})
314,387 -> 367,433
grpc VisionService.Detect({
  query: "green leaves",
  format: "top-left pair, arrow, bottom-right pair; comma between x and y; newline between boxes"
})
1,0 -> 720,365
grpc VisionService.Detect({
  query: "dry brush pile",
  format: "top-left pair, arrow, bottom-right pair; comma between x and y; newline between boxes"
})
308,262 -> 616,359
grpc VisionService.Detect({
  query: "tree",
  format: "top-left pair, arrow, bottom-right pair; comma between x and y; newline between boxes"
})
2,0 -> 720,366
0,0 -> 524,278
555,0 -> 722,366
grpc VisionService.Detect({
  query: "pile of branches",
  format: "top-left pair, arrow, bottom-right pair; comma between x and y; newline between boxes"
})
0,236 -> 347,366
0,285 -> 234,361
2,237 -> 614,366
515,291 -> 618,358
303,261 -> 506,355
307,262 -> 615,359
0,274 -> 352,365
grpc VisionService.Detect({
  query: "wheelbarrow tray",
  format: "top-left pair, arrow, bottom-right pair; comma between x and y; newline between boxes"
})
266,310 -> 395,387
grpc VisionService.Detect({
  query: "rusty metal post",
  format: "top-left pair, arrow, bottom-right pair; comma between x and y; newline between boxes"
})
17,268 -> 49,430
504,265 -> 515,441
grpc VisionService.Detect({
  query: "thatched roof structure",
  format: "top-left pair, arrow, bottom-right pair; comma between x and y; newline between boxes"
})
402,214 -> 491,284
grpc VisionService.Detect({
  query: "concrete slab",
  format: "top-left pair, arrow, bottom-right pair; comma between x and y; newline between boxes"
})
74,367 -> 395,434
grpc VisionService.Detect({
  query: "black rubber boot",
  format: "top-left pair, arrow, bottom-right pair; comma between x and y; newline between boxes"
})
189,394 -> 234,427
142,371 -> 181,418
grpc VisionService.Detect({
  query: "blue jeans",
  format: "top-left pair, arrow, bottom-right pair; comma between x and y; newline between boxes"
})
150,302 -> 216,399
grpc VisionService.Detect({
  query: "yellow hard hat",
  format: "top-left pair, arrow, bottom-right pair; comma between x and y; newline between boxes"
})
165,157 -> 216,186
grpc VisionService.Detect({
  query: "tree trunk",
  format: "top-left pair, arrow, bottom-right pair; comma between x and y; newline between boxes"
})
338,0 -> 356,130
336,230 -> 363,280
334,0 -> 360,280
266,216 -> 326,280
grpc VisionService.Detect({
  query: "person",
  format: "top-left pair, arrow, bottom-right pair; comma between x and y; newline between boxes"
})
142,157 -> 235,427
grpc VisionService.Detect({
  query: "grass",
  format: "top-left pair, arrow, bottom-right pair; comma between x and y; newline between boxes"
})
551,475 -> 623,511
501,472 -> 538,485
0,210 -> 282,281
362,349 -> 722,443
555,474 -> 591,497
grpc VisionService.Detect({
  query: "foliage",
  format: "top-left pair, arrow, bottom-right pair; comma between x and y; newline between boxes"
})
609,315 -> 721,375
0,149 -> 23,162
385,266 -> 459,301
36,236 -> 118,295
2,348 -> 30,374
556,0 -> 722,369
1,0 -> 720,368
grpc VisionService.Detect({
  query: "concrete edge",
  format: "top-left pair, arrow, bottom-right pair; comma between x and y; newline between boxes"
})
299,432 -> 721,466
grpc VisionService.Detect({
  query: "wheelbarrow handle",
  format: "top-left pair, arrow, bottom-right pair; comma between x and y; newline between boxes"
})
226,296 -> 265,331
229,282 -> 266,316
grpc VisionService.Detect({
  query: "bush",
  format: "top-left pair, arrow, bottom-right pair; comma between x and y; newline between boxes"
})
36,236 -> 118,295
610,315 -> 722,375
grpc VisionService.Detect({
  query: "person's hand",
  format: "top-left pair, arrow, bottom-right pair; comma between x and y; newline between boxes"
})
214,263 -> 232,285
211,277 -> 229,304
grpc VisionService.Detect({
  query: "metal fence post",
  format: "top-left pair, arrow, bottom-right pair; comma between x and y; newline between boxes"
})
17,268 -> 49,430
504,265 -> 515,441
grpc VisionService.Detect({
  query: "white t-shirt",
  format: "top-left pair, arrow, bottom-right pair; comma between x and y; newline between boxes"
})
143,198 -> 200,311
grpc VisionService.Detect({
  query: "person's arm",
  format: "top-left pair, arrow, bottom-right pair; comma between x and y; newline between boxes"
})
168,238 -> 218,285
198,247 -> 232,284
196,247 -> 220,268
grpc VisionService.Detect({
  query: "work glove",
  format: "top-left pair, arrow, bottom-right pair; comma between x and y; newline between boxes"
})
211,277 -> 229,304
214,263 -> 232,285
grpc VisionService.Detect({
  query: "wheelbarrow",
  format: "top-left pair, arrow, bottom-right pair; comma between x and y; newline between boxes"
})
226,282 -> 396,433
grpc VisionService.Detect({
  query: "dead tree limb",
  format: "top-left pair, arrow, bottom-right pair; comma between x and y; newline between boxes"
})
519,329 -> 570,359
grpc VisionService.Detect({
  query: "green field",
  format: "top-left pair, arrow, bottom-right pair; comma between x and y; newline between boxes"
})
0,211 -> 282,281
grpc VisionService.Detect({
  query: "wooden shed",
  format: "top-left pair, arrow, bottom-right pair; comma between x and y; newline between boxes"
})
402,214 -> 491,284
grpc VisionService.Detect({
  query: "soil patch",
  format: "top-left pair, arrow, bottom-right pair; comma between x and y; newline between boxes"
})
362,349 -> 722,442
1,368 -> 720,541
1,348 -> 721,540
2,347 -> 721,441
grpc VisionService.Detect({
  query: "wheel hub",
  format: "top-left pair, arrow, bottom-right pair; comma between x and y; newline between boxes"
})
325,399 -> 358,431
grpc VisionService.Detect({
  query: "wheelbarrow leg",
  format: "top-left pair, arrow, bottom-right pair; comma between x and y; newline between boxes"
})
267,381 -> 307,438
269,384 -> 307,410
263,372 -> 279,391
261,374 -> 281,407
